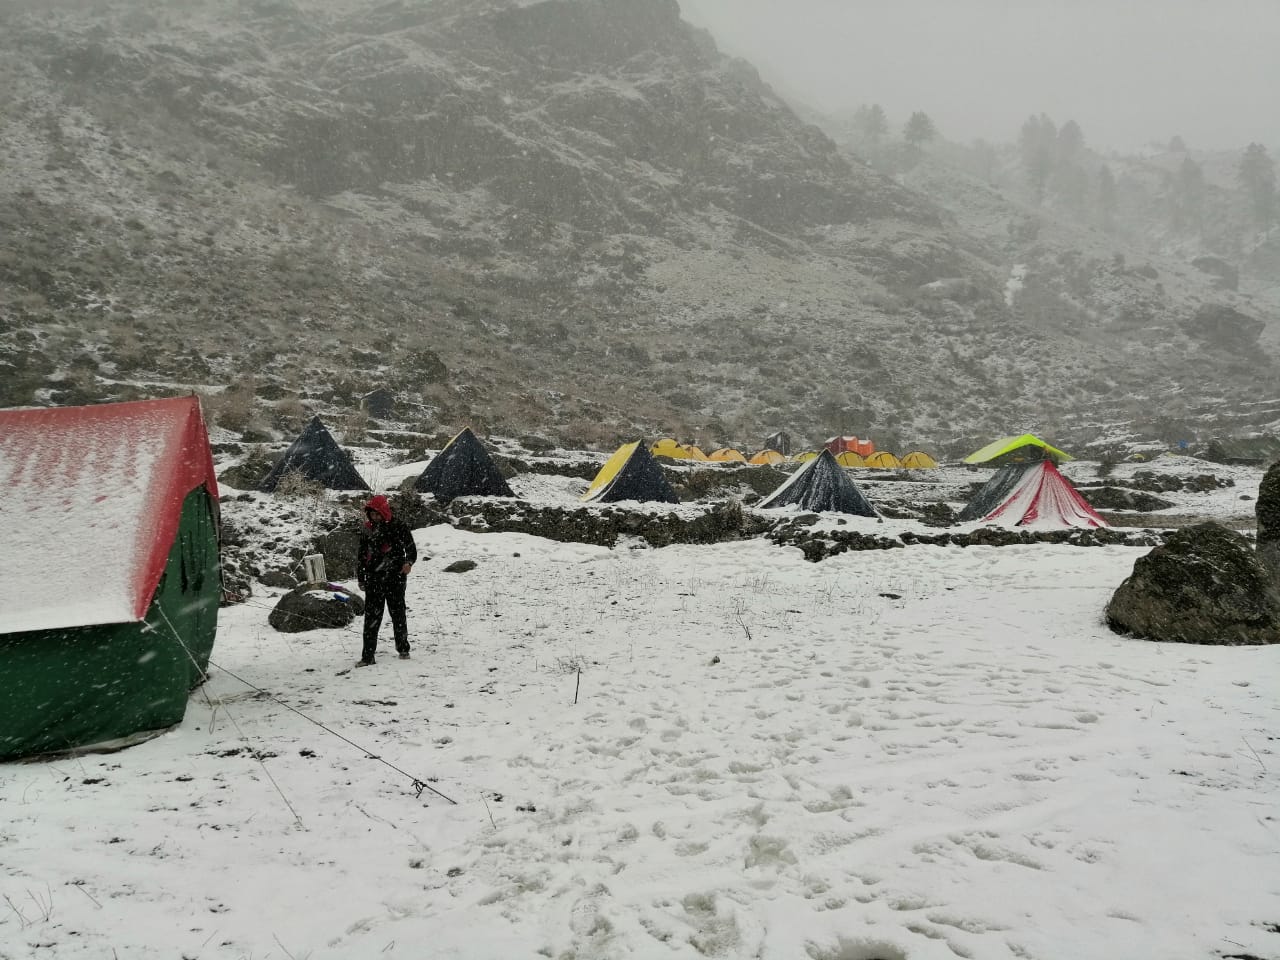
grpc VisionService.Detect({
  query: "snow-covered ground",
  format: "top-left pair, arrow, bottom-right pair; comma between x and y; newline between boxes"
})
3,455 -> 1278,960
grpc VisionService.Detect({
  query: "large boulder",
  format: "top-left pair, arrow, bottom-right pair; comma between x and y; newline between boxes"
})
1180,304 -> 1265,354
268,584 -> 365,633
1257,462 -> 1280,584
1105,522 -> 1280,645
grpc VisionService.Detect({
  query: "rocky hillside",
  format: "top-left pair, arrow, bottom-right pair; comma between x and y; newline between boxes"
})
1,0 -> 1276,455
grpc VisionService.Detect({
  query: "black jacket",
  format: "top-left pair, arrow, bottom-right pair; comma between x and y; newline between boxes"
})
357,517 -> 417,583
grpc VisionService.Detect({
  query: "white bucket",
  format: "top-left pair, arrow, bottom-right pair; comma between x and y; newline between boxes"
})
301,554 -> 327,584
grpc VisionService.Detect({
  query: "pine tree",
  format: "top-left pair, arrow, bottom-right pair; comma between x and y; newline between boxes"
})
1238,142 -> 1277,227
1170,157 -> 1206,233
903,111 -> 937,148
1019,114 -> 1057,203
852,103 -> 888,143
1096,165 -> 1117,232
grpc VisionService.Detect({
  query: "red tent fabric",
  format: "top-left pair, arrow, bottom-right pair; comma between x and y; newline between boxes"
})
980,461 -> 1107,529
824,436 -> 875,457
0,396 -> 219,632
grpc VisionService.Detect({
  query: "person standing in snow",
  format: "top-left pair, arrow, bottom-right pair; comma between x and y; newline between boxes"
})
355,494 -> 417,666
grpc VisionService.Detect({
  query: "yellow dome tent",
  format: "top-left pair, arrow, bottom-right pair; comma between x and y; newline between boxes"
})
748,449 -> 786,465
834,451 -> 865,467
791,451 -> 819,463
679,444 -> 710,461
650,438 -> 684,459
900,451 -> 938,469
708,448 -> 747,462
863,451 -> 902,469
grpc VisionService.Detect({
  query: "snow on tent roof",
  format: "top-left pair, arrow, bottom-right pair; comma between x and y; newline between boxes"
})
963,433 -> 1072,465
758,449 -> 877,516
0,396 -> 219,634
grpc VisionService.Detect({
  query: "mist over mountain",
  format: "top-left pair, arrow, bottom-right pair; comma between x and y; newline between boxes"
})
2,0 -> 1278,455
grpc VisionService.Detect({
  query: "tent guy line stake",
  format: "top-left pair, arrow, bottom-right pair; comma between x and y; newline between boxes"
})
154,608 -> 304,827
204,657 -> 458,805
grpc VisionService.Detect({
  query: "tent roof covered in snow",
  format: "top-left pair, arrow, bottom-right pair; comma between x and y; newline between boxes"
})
0,396 -> 222,761
758,449 -> 877,516
414,427 -> 515,502
962,460 -> 1106,528
0,395 -> 219,633
963,433 -> 1072,466
583,442 -> 679,504
259,416 -> 370,492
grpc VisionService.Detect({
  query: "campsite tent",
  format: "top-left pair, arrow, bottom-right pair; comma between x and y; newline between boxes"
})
763,431 -> 792,456
900,451 -> 939,469
0,396 -> 221,761
758,449 -> 877,516
960,460 -> 1106,528
863,451 -> 903,469
749,449 -> 787,466
361,387 -> 395,418
708,448 -> 747,463
963,433 -> 1072,467
650,438 -> 685,459
583,442 -> 679,504
259,416 -> 370,492
414,427 -> 515,503
679,444 -> 710,461
825,436 -> 875,458
834,451 -> 865,468
792,451 -> 819,463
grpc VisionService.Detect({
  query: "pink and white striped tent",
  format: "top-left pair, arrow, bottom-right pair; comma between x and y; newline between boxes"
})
979,460 -> 1107,529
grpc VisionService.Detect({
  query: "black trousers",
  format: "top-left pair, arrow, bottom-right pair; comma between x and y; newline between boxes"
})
362,574 -> 409,661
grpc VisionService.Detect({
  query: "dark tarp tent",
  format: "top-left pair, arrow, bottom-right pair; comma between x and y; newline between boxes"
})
582,441 -> 679,504
763,431 -> 793,457
958,463 -> 1035,521
758,449 -> 877,516
414,427 -> 515,503
0,396 -> 222,761
259,416 -> 370,492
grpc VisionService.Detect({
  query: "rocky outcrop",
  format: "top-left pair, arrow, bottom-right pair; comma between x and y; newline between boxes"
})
1256,463 -> 1280,585
1180,304 -> 1265,354
1105,522 -> 1280,645
1190,256 -> 1238,291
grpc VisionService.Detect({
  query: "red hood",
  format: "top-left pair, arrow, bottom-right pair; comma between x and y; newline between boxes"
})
365,494 -> 392,522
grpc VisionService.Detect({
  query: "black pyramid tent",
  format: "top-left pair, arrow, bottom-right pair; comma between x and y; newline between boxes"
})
763,431 -> 792,456
259,416 -> 370,492
582,441 -> 679,504
957,463 -> 1035,521
414,427 -> 515,503
758,449 -> 877,516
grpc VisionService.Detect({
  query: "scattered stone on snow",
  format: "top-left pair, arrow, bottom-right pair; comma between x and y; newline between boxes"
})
267,584 -> 365,633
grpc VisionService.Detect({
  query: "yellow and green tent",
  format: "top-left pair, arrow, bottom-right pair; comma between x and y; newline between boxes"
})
963,434 -> 1072,466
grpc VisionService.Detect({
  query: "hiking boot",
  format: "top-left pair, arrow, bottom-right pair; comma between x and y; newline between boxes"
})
355,658 -> 375,668
398,651 -> 410,660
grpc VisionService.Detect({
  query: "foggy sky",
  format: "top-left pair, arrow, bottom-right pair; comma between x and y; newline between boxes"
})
678,0 -> 1280,154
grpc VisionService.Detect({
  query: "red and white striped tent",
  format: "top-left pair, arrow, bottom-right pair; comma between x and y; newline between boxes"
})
977,460 -> 1107,529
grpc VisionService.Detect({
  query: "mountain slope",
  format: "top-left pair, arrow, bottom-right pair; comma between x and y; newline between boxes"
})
0,0 -> 1275,454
